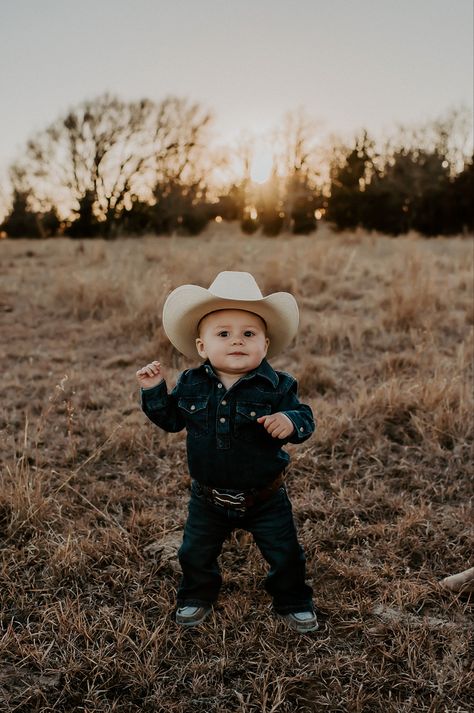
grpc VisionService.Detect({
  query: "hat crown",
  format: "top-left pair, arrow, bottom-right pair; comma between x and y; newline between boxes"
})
208,271 -> 263,301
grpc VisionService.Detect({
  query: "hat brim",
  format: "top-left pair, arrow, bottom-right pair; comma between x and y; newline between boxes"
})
162,285 -> 299,359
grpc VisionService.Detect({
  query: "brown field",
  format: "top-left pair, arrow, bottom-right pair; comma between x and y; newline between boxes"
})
1,223 -> 473,712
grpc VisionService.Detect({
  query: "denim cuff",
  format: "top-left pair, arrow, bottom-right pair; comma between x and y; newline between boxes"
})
273,601 -> 315,615
140,380 -> 167,410
176,598 -> 216,609
284,412 -> 312,442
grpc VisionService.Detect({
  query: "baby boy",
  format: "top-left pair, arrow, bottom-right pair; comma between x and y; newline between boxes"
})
136,271 -> 317,633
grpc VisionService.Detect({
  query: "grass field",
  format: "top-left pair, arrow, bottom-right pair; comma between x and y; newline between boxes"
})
1,223 -> 473,712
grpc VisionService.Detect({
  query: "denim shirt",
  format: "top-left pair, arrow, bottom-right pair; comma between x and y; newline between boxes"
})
140,358 -> 315,490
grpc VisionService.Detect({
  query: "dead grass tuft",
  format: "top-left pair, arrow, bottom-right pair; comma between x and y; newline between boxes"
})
294,356 -> 338,397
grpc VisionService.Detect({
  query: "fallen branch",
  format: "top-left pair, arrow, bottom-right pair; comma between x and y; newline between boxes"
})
440,566 -> 474,593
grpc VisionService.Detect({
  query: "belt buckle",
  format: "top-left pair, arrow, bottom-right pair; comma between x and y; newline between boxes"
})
211,489 -> 246,511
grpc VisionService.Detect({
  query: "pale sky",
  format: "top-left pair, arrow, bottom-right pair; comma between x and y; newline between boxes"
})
0,0 -> 472,185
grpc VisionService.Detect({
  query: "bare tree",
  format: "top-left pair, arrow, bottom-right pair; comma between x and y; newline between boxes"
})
388,105 -> 472,176
150,98 -> 214,232
10,93 -> 212,234
275,109 -> 323,233
277,109 -> 321,179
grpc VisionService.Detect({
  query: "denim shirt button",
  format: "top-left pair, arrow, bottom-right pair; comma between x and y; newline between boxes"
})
250,411 -> 256,417
190,405 -> 196,411
220,417 -> 226,423
300,426 -> 304,432
221,400 -> 227,406
217,383 -> 223,389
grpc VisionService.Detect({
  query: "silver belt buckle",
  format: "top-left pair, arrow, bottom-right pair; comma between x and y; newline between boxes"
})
212,489 -> 246,511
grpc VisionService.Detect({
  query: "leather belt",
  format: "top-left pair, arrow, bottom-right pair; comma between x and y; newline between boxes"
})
197,472 -> 285,511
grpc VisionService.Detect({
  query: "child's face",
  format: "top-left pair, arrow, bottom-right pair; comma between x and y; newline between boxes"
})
195,309 -> 270,376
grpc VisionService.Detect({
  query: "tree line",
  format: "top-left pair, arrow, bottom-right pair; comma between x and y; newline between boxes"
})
0,94 -> 472,239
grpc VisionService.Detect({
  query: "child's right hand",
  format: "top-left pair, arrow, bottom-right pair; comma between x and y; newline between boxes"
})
136,360 -> 165,389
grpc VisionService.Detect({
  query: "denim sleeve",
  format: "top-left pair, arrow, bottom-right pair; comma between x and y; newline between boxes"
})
277,377 -> 315,444
140,379 -> 186,433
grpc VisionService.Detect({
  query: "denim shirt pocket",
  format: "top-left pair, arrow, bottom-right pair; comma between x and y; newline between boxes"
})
234,401 -> 272,443
178,396 -> 209,439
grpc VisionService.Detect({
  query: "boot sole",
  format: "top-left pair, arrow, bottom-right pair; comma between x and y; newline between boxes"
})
280,615 -> 319,633
175,608 -> 212,627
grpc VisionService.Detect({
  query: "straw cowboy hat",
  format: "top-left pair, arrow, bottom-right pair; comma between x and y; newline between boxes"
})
162,271 -> 299,359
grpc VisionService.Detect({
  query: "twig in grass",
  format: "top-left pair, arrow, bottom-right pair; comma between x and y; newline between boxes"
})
440,566 -> 474,593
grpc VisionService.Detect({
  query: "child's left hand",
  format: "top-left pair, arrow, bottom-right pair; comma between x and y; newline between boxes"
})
257,412 -> 295,439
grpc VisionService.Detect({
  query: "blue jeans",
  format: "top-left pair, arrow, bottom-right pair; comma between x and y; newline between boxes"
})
177,481 -> 314,615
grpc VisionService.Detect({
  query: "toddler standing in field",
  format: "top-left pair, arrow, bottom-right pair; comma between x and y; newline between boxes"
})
136,271 -> 317,632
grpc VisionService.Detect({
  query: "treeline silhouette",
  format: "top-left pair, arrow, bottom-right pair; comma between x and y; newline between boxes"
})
1,94 -> 472,239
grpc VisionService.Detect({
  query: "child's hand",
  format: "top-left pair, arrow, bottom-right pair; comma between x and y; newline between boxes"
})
136,361 -> 165,389
257,412 -> 295,439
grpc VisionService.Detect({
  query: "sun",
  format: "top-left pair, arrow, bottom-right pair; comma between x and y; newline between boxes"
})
250,147 -> 274,184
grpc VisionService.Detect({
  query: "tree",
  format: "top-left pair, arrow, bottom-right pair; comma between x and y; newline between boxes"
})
394,106 -> 472,177
11,94 -> 212,236
326,131 -> 377,230
255,171 -> 285,236
1,164 -> 62,238
363,148 -> 451,235
363,107 -> 472,236
65,190 -> 101,238
446,157 -> 474,233
120,197 -> 154,236
151,179 -> 210,235
277,109 -> 322,234
0,189 -> 41,238
212,186 -> 246,221
38,207 -> 61,238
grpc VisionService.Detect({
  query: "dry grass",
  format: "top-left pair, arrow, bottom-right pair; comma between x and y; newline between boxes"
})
0,223 -> 473,712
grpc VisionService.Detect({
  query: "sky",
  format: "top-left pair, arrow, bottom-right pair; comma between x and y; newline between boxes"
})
0,0 -> 472,189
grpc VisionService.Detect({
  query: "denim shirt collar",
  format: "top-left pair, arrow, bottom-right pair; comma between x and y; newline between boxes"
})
197,357 -> 279,388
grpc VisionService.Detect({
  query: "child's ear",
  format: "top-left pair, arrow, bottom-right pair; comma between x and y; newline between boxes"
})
195,338 -> 207,359
264,337 -> 270,355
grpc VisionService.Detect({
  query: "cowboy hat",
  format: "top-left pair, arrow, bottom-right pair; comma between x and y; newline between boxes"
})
162,271 -> 299,359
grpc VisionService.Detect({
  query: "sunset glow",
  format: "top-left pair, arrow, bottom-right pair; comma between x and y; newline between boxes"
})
250,148 -> 274,184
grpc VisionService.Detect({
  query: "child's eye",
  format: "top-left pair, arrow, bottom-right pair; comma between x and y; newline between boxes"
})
217,331 -> 229,337
244,331 -> 255,337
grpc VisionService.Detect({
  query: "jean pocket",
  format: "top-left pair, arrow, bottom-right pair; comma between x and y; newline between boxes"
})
179,397 -> 209,439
